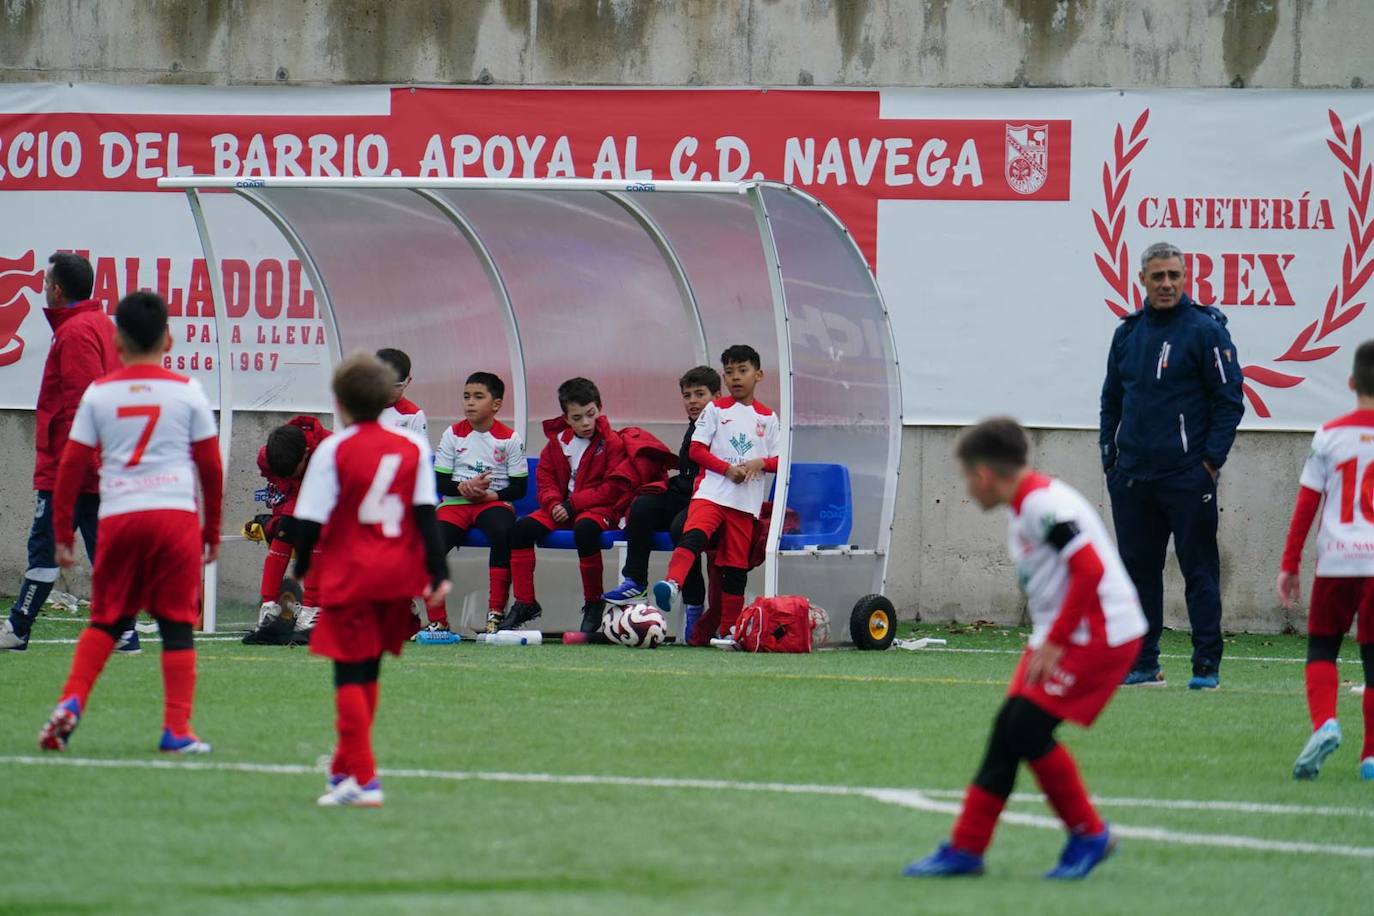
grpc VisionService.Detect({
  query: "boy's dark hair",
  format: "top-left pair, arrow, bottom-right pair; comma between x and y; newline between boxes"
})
48,252 -> 94,302
114,291 -> 169,354
558,377 -> 601,412
955,417 -> 1029,476
375,348 -> 411,380
1354,340 -> 1374,397
265,424 -> 308,477
720,344 -> 762,370
466,371 -> 505,401
679,365 -> 722,394
334,353 -> 395,422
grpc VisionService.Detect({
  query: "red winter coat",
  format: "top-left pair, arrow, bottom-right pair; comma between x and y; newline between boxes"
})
609,426 -> 677,522
256,414 -> 332,519
33,301 -> 119,492
535,413 -> 627,522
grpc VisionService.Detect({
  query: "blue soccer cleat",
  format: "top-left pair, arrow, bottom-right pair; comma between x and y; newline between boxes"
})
1045,826 -> 1116,880
902,843 -> 985,877
1360,758 -> 1374,781
1188,671 -> 1220,691
1121,667 -> 1165,687
652,579 -> 679,614
38,696 -> 82,751
602,578 -> 647,607
115,628 -> 141,655
159,729 -> 212,754
1293,718 -> 1342,780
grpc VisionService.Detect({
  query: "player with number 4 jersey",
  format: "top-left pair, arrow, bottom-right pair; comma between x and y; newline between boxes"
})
1278,340 -> 1374,782
38,292 -> 223,756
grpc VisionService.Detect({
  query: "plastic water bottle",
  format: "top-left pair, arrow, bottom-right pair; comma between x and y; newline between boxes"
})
476,630 -> 543,646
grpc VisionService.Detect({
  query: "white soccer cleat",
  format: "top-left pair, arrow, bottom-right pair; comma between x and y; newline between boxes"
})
293,606 -> 318,633
317,776 -> 384,808
257,601 -> 282,628
0,619 -> 28,651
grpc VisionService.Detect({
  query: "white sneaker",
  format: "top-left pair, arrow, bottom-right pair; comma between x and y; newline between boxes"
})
0,619 -> 28,651
293,606 -> 318,633
317,776 -> 384,807
257,601 -> 282,628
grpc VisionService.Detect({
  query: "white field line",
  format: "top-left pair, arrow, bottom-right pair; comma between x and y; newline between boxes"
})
24,636 -> 246,645
924,647 -> 1330,664
1,755 -> 1371,860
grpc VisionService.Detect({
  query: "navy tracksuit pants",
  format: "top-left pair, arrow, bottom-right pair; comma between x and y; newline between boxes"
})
1108,463 -> 1223,675
8,489 -> 100,638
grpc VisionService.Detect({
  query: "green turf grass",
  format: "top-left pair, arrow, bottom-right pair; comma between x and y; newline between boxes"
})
1,616 -> 1371,915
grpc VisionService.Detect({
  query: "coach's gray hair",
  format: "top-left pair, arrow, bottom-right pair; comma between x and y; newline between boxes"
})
1140,241 -> 1185,270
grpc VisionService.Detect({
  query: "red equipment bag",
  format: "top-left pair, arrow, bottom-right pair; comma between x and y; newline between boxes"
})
733,595 -> 815,654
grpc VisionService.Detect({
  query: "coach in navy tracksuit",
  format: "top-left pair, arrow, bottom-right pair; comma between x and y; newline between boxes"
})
1100,241 -> 1245,690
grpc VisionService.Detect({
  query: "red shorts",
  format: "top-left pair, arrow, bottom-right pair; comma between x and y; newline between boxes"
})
682,500 -> 756,569
437,501 -> 514,531
309,599 -> 420,662
1007,638 -> 1141,727
1309,576 -> 1374,642
525,507 -> 613,531
90,510 -> 202,626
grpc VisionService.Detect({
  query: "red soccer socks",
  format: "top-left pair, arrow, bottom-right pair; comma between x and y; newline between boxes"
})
1305,660 -> 1340,731
1028,745 -> 1104,837
334,683 -> 376,786
511,547 -> 536,604
59,627 -> 118,711
578,556 -> 603,603
259,540 -> 292,603
161,647 -> 197,736
489,567 -> 512,611
950,784 -> 1007,855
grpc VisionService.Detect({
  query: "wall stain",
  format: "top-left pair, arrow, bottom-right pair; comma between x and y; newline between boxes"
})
1006,0 -> 1084,86
322,0 -> 493,83
1222,0 -> 1279,87
530,0 -> 659,76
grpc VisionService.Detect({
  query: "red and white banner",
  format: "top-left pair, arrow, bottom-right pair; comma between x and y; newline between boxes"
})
1,84 -> 1369,428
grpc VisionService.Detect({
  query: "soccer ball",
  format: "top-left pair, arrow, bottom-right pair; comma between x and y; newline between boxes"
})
809,604 -> 831,648
601,603 -> 667,649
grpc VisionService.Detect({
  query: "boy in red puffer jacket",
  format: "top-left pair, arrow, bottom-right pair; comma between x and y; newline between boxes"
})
506,378 -> 627,634
251,415 -> 330,634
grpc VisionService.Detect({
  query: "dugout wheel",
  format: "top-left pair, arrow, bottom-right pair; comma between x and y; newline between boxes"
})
850,594 -> 897,651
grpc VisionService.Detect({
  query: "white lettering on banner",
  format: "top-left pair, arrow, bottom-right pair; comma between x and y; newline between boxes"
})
210,132 -> 390,177
784,136 -> 983,188
0,131 -> 82,179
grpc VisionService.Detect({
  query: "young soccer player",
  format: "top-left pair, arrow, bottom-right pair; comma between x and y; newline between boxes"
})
376,347 -> 428,440
432,371 -> 528,635
653,346 -> 778,639
507,377 -> 626,633
253,415 -> 330,632
904,418 -> 1145,880
604,366 -> 720,638
288,353 -> 450,807
38,291 -> 223,754
1278,340 -> 1374,782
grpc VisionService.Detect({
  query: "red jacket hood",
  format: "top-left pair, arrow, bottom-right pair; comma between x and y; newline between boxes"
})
618,426 -> 675,461
542,412 -> 614,445
44,300 -> 105,331
257,414 -> 333,491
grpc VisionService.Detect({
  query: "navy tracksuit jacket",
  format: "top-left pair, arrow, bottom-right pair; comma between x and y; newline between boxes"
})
1099,295 -> 1245,674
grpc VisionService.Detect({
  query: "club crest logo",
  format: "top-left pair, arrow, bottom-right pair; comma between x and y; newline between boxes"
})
492,447 -> 506,464
1005,124 -> 1049,196
729,432 -> 753,456
755,421 -> 766,438
0,249 -> 44,368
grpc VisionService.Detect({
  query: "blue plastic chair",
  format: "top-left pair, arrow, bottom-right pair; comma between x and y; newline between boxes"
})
777,462 -> 852,550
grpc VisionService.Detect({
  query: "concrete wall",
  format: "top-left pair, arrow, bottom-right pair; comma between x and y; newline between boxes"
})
2,1 -> 1371,90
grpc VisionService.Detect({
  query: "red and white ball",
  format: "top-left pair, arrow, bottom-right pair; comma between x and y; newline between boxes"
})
601,603 -> 668,649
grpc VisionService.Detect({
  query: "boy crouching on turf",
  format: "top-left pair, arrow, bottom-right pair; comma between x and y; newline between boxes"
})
432,371 -> 528,636
507,377 -> 626,633
289,353 -> 450,807
904,418 -> 1145,880
653,346 -> 778,638
252,415 -> 330,634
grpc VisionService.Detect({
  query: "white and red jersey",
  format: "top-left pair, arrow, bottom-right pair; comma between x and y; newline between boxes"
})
294,421 -> 436,605
1289,409 -> 1374,577
1008,472 -> 1145,650
690,397 -> 781,518
562,433 -> 591,492
380,396 -> 428,441
67,365 -> 218,519
433,419 -> 527,507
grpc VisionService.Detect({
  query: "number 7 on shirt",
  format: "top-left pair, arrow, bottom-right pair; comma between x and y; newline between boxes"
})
116,404 -> 161,467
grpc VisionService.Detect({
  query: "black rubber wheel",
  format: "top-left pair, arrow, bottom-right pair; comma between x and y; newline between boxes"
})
850,594 -> 897,650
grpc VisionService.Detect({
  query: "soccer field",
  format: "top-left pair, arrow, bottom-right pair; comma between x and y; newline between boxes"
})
2,617 -> 1371,915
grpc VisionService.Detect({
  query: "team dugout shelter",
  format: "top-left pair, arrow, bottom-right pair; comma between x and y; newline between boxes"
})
160,177 -> 903,647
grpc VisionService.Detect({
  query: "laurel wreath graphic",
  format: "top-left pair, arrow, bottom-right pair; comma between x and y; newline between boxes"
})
1094,109 -> 1372,418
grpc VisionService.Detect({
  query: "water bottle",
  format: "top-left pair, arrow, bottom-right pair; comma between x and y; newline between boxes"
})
476,629 -> 543,646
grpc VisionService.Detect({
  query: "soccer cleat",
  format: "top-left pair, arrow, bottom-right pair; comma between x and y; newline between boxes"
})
1045,826 -> 1116,880
1360,758 -> 1374,781
1121,667 -> 1165,687
293,606 -> 319,633
901,843 -> 985,877
159,729 -> 212,754
317,776 -> 384,807
115,628 -> 141,655
38,697 -> 82,751
257,601 -> 283,629
683,604 -> 703,645
326,772 -> 347,792
0,618 -> 29,652
602,577 -> 647,607
652,579 -> 679,614
485,609 -> 503,634
501,601 -> 542,630
1188,671 -> 1220,691
1292,718 -> 1342,780
416,622 -> 460,645
580,600 -> 606,634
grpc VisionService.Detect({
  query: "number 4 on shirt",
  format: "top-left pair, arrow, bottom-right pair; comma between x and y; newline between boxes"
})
359,453 -> 404,537
116,404 -> 161,467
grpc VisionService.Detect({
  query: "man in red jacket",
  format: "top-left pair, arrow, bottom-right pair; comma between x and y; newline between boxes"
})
2,253 -> 135,653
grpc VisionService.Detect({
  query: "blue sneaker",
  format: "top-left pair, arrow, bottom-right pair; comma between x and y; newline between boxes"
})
1045,826 -> 1115,880
1360,758 -> 1374,781
902,843 -> 985,877
159,729 -> 212,754
1121,667 -> 1165,687
652,579 -> 679,614
602,577 -> 647,607
1293,718 -> 1342,780
38,696 -> 82,751
115,628 -> 141,655
1188,671 -> 1220,691
683,604 -> 703,644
